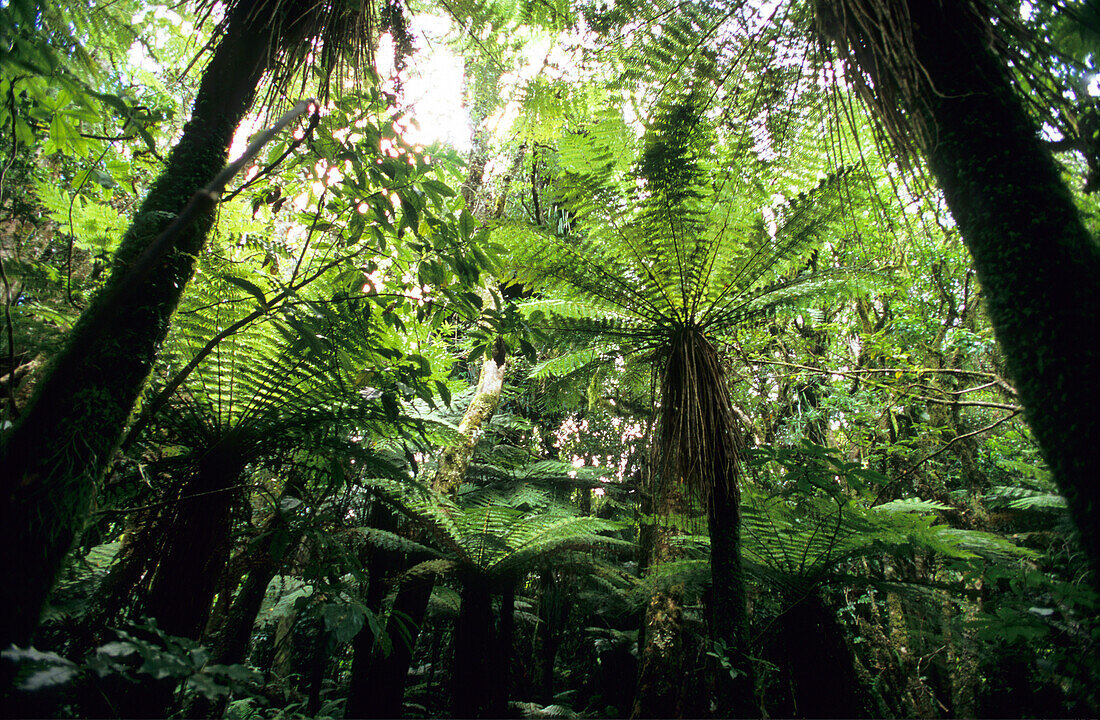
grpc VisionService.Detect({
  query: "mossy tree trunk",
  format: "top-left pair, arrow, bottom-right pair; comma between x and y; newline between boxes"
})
0,0 -> 276,648
433,345 -> 508,495
830,0 -> 1100,584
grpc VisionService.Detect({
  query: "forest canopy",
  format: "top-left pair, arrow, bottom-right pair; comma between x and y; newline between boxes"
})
1,0 -> 1098,717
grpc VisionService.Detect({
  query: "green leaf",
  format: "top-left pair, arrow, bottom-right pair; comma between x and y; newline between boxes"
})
323,602 -> 367,644
459,209 -> 476,240
422,178 -> 456,197
435,380 -> 452,406
221,274 -> 267,305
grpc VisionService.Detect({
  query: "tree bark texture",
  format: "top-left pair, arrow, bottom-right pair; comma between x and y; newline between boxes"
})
433,349 -> 507,495
0,0 -> 274,648
632,481 -> 695,719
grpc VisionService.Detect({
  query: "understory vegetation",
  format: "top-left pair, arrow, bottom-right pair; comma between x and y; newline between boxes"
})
1,0 -> 1098,717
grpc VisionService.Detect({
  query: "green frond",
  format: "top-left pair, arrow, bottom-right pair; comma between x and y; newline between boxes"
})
705,268 -> 884,331
363,476 -> 467,558
740,486 -> 1034,586
985,484 -> 1069,511
526,347 -> 606,380
353,527 -> 441,558
491,515 -> 632,575
557,113 -> 635,181
631,558 -> 711,604
402,558 -> 459,581
520,298 -> 636,326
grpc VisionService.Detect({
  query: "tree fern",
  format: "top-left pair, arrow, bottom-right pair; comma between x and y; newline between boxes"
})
363,471 -> 629,577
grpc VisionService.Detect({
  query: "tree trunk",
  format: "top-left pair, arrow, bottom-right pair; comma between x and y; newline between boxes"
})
344,504 -> 401,718
633,479 -> 693,719
774,592 -> 868,719
186,507 -> 302,719
352,576 -> 433,718
433,345 -> 507,495
535,569 -> 565,705
0,0 -> 275,648
451,576 -> 496,718
632,586 -> 689,719
142,446 -> 245,641
826,0 -> 1100,585
111,447 -> 246,718
648,330 -> 755,717
706,478 -> 756,718
495,576 -> 516,715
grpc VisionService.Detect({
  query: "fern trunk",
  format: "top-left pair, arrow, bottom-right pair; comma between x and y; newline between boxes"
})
186,508 -> 301,718
643,329 -> 755,716
706,478 -> 756,717
353,575 -> 433,718
452,574 -> 499,718
535,568 -> 566,704
773,593 -> 868,718
831,0 -> 1100,585
498,578 -> 516,710
345,504 -> 402,718
633,481 -> 694,719
142,447 -> 245,641
111,447 -> 246,718
0,0 -> 274,647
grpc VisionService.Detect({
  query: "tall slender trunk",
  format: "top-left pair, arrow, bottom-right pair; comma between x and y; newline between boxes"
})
706,479 -> 755,717
0,0 -> 275,648
451,575 -> 496,718
496,578 -> 515,714
632,483 -> 691,719
142,445 -> 246,640
352,575 -> 433,718
535,569 -> 564,705
186,504 -> 302,719
344,504 -> 401,718
642,331 -> 754,717
825,0 -> 1100,584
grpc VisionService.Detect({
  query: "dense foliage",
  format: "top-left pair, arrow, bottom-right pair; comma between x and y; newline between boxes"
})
1,0 -> 1098,718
